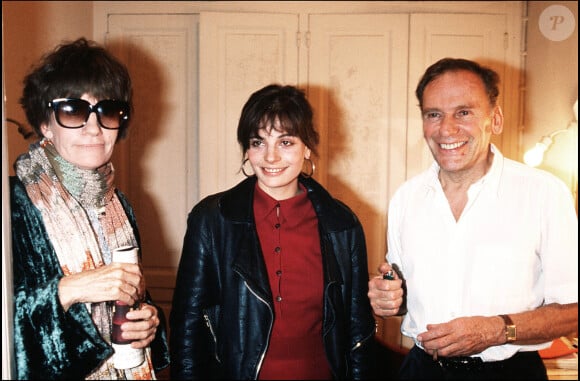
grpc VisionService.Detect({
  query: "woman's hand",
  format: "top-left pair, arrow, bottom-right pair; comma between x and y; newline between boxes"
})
121,303 -> 160,348
58,262 -> 143,311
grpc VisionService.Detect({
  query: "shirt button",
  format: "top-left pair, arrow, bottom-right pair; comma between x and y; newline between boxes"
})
274,247 -> 281,253
276,270 -> 282,276
276,296 -> 282,302
275,223 -> 281,229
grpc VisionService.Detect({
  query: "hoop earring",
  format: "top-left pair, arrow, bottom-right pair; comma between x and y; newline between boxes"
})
241,158 -> 255,177
302,158 -> 315,178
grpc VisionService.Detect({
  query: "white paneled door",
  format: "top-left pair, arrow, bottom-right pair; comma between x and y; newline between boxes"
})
106,14 -> 199,319
199,12 -> 300,198
102,7 -> 517,352
307,13 -> 410,348
307,13 -> 409,279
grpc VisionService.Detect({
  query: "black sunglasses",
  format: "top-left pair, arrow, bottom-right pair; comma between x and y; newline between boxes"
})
47,98 -> 130,130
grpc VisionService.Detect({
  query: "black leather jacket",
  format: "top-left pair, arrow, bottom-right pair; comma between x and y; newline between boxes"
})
170,176 -> 376,380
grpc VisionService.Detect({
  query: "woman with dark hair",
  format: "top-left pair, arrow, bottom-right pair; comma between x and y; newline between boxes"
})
170,84 -> 377,379
11,37 -> 169,379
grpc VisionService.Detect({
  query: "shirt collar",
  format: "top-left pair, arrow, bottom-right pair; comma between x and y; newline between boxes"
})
424,143 -> 504,198
253,182 -> 310,224
482,144 -> 504,198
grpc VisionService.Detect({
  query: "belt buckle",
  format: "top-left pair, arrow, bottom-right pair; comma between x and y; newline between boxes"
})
437,356 -> 483,372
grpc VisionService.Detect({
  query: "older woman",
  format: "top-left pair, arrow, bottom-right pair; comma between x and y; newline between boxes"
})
10,38 -> 169,379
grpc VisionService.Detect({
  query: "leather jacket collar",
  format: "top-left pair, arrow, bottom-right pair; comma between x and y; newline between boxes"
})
219,175 -> 359,232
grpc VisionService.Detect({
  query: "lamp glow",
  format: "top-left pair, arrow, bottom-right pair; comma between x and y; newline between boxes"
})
524,99 -> 578,167
523,136 -> 553,167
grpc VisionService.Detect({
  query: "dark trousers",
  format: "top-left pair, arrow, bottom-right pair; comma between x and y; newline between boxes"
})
398,345 -> 548,380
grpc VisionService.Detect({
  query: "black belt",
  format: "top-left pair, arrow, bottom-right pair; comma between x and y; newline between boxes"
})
415,346 -> 505,372
436,355 -> 502,372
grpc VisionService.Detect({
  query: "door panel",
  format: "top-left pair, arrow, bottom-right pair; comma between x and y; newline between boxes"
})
308,14 -> 409,348
199,12 -> 300,198
106,14 -> 199,318
308,13 -> 409,281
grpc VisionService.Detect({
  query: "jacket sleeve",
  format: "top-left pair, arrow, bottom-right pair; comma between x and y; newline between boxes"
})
170,198 -> 222,379
10,177 -> 112,380
349,220 -> 377,380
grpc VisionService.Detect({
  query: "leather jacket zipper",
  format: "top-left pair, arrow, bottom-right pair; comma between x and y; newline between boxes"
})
203,312 -> 221,363
351,328 -> 375,352
244,280 -> 274,379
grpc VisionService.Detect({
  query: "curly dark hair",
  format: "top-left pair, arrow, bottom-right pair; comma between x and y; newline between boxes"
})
236,84 -> 319,158
20,37 -> 132,140
415,58 -> 500,110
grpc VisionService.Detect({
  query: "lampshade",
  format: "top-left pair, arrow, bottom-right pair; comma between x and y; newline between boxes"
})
524,99 -> 578,167
523,136 -> 553,167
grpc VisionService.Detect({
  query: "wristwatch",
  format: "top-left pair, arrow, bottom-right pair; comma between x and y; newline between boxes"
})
500,314 -> 517,343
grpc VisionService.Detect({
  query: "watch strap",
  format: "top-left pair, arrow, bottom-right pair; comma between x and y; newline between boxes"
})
499,314 -> 517,343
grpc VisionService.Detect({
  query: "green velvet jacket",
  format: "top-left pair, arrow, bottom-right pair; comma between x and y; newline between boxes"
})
10,176 -> 170,380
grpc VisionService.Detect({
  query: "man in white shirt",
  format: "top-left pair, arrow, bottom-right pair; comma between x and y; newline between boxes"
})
368,57 -> 578,379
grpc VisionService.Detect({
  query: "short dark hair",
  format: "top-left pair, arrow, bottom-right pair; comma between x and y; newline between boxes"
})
237,84 -> 319,158
415,58 -> 500,110
20,37 -> 133,139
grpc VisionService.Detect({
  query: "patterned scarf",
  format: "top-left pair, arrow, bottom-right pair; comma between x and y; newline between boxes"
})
15,138 -> 155,379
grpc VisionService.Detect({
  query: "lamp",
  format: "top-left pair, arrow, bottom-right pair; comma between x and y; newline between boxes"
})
524,99 -> 578,167
523,130 -> 568,167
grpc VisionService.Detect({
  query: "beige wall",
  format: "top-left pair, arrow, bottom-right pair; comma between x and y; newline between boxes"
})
2,3 -> 93,377
524,1 -> 578,206
2,1 -> 93,176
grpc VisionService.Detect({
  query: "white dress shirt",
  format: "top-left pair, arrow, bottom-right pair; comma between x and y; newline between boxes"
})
386,145 -> 578,361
